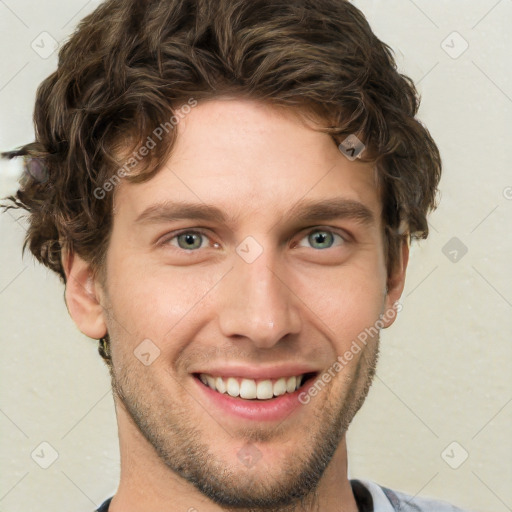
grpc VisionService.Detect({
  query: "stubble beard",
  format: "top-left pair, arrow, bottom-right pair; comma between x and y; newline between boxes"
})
109,339 -> 379,512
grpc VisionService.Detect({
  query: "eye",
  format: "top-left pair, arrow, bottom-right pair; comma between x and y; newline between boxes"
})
163,230 -> 213,251
296,229 -> 346,250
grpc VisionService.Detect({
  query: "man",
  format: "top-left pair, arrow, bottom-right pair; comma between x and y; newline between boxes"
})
2,0 -> 470,510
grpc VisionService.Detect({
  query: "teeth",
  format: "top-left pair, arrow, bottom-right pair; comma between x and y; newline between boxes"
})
215,376 -> 226,394
256,380 -> 273,399
198,373 -> 307,400
240,379 -> 257,399
286,376 -> 296,393
273,377 -> 287,396
227,377 -> 239,397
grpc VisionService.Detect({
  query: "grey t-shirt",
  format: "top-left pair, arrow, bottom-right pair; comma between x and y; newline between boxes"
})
96,479 -> 472,511
357,479 -> 472,511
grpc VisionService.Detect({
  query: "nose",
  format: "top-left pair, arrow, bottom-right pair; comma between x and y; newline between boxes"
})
217,247 -> 302,348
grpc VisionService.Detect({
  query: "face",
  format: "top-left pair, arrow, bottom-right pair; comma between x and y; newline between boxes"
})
88,98 -> 405,509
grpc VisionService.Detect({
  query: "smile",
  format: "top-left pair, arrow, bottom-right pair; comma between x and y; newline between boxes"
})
192,371 -> 319,421
197,373 -> 316,400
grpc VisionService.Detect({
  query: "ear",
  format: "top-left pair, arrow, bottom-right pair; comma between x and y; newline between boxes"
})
381,237 -> 409,328
62,248 -> 108,339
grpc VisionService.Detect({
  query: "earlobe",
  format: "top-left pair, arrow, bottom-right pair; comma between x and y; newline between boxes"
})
62,248 -> 108,339
382,238 -> 409,328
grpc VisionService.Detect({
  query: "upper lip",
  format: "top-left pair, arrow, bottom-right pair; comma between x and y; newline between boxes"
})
191,364 -> 320,380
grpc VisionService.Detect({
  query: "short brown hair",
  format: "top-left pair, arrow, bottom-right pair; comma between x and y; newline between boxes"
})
2,0 -> 441,284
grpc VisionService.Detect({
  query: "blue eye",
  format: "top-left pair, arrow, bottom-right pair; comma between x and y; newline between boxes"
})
161,228 -> 346,253
298,229 -> 345,250
172,231 -> 208,250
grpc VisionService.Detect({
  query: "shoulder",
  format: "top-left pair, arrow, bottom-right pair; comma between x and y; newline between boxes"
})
352,479 -> 474,512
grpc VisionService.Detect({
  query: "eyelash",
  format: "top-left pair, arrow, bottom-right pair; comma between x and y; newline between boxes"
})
158,227 -> 349,252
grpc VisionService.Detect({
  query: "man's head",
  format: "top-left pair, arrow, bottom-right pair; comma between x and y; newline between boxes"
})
3,0 -> 441,509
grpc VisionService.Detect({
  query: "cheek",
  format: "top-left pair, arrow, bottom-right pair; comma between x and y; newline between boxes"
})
105,252 -> 227,345
291,259 -> 386,347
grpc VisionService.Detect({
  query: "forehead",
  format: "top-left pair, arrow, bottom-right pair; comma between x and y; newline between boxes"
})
114,98 -> 381,227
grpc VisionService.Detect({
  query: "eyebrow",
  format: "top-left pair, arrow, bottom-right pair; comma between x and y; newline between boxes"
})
287,197 -> 375,227
134,198 -> 375,227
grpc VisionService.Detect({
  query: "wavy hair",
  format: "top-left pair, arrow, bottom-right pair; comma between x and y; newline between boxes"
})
2,0 -> 441,286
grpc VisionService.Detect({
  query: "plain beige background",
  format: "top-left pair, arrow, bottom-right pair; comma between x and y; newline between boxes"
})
1,1 -> 511,511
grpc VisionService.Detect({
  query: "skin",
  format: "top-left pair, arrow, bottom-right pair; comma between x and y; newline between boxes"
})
63,98 -> 408,512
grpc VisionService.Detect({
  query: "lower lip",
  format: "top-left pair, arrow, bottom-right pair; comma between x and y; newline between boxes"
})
193,375 -> 316,422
